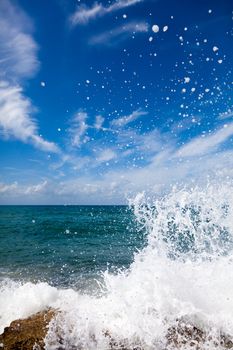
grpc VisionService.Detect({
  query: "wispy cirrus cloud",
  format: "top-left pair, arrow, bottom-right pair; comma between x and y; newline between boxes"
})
176,123 -> 233,158
94,115 -> 105,130
2,113 -> 233,204
0,0 -> 59,153
0,81 -> 59,153
0,0 -> 39,80
2,100 -> 231,204
68,111 -> 89,148
67,110 -> 112,150
90,21 -> 148,45
218,110 -> 233,120
70,0 -> 143,26
111,109 -> 148,127
67,109 -> 149,151
62,108 -> 233,180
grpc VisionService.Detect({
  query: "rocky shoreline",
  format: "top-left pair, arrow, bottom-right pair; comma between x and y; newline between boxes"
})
0,310 -> 55,350
1,310 -> 233,350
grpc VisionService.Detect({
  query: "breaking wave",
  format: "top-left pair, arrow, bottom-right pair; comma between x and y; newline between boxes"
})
1,182 -> 233,349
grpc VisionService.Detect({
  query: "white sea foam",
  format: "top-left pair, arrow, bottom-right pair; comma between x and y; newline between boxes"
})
1,183 -> 233,349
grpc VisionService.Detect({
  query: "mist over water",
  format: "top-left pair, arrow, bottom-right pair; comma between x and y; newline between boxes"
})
1,182 -> 233,349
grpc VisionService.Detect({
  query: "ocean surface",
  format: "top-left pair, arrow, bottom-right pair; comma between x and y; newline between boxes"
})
0,205 -> 144,289
1,184 -> 233,349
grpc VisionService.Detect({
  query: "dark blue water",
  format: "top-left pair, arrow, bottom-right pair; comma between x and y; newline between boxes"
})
0,206 -> 144,290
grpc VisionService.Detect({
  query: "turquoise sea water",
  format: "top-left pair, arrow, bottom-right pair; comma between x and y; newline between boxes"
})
0,205 -> 144,291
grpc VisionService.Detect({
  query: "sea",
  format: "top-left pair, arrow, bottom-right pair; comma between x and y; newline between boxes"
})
1,183 -> 233,349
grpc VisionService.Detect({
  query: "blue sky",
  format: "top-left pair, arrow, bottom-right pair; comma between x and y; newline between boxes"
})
0,0 -> 232,204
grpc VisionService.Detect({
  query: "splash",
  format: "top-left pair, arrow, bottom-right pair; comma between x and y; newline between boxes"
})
1,183 -> 233,349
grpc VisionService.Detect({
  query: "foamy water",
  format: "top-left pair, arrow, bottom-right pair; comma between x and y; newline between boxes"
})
1,183 -> 233,349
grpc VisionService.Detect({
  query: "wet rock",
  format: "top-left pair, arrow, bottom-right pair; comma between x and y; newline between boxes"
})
1,312 -> 233,350
0,309 -> 56,350
166,320 -> 233,349
166,321 -> 206,348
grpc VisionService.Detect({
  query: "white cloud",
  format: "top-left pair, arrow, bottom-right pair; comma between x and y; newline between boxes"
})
176,123 -> 233,158
0,181 -> 18,194
49,108 -> 233,203
24,180 -> 48,194
0,81 -> 59,152
1,149 -> 233,204
0,0 -> 39,80
67,111 -> 112,151
2,96 -> 233,204
70,0 -> 143,26
0,0 -> 59,153
170,115 -> 202,134
64,110 -> 163,171
90,22 -> 148,45
0,180 -> 50,205
116,128 -> 165,156
96,148 -> 117,163
111,109 -> 148,127
46,119 -> 233,203
69,111 -> 89,147
63,110 -> 164,169
218,110 -> 233,120
94,115 -> 105,130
